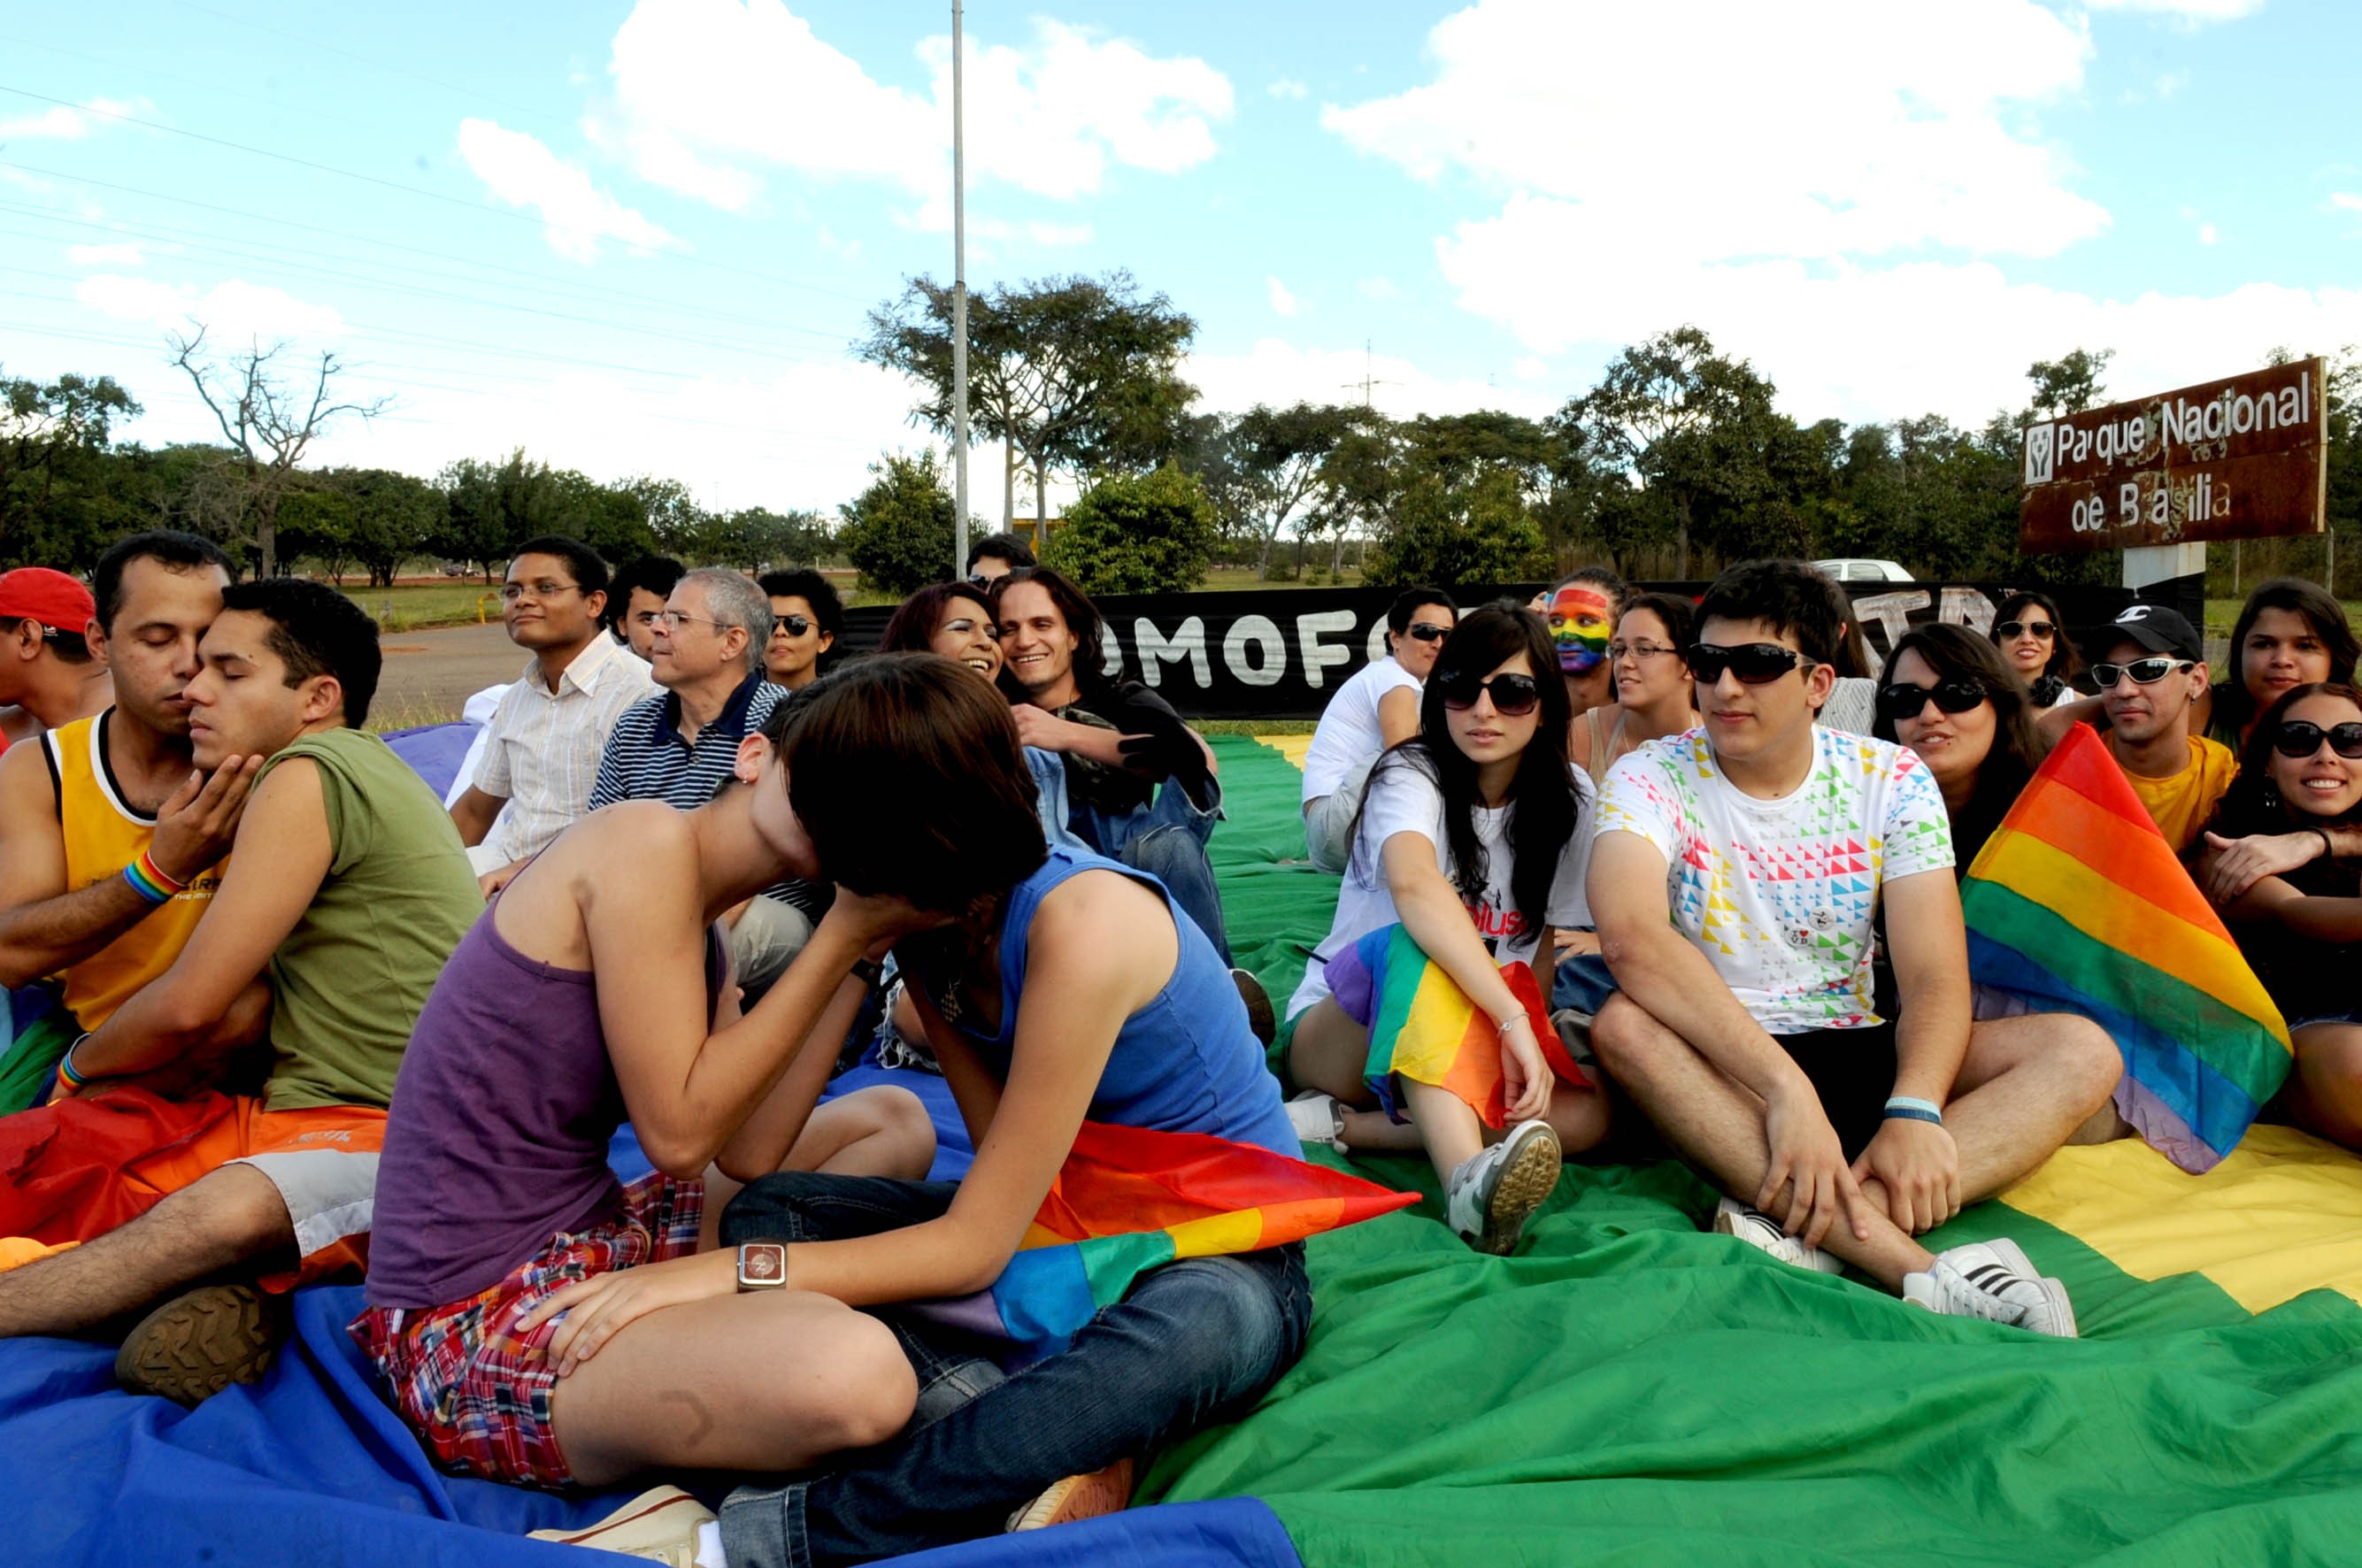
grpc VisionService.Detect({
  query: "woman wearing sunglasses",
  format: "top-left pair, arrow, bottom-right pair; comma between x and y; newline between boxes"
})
1872,624 -> 2051,869
1989,590 -> 2080,708
758,569 -> 844,693
1285,605 -> 1607,1253
2196,683 -> 2362,1149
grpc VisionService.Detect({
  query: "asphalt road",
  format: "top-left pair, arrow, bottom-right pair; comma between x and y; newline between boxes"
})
373,620 -> 529,726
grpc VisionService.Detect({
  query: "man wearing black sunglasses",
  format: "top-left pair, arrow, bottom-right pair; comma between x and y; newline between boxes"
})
2081,606 -> 2235,855
1588,560 -> 2082,1336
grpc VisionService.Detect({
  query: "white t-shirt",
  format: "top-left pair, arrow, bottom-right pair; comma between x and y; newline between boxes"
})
1286,752 -> 1595,1019
1594,726 -> 1954,1034
1301,656 -> 1422,804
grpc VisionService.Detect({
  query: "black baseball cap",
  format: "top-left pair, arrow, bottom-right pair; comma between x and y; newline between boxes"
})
2087,604 -> 2204,665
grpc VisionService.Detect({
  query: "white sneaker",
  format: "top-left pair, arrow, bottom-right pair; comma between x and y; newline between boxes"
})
1443,1119 -> 1562,1255
1903,1238 -> 2079,1338
1712,1196 -> 1846,1275
1287,1090 -> 1348,1151
528,1487 -> 714,1566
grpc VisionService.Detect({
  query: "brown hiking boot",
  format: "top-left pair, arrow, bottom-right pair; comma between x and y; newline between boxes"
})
115,1282 -> 290,1404
1231,968 -> 1276,1046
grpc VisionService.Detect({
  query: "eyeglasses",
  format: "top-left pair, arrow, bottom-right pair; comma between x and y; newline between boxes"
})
2091,657 -> 2191,688
1437,671 -> 1543,717
2272,720 -> 2362,759
654,611 -> 728,633
1402,623 -> 1452,643
1875,680 -> 1989,725
942,617 -> 1000,641
1686,642 -> 1813,686
1607,641 -> 1680,664
1996,620 -> 2056,641
770,615 -> 813,638
499,580 -> 580,603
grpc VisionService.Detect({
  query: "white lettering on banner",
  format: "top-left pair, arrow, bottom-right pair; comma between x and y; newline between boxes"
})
1098,625 -> 1122,677
1850,590 -> 1930,655
1296,610 -> 1358,691
1366,620 -> 1391,664
1134,616 -> 1211,688
1937,588 -> 1997,638
1223,615 -> 1287,687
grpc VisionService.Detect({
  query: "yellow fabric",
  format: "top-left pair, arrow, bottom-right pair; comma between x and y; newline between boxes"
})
1167,1207 -> 1265,1258
1258,734 -> 1313,771
2002,1124 -> 2362,1311
0,1237 -> 75,1272
2106,732 -> 2236,853
45,712 -> 221,1029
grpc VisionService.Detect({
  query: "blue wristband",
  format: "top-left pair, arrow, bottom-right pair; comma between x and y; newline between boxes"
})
1884,1095 -> 1943,1126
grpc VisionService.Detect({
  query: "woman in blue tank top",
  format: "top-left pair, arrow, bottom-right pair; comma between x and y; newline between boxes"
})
531,656 -> 1309,1565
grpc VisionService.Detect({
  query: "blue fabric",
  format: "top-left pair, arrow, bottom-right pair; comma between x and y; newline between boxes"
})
380,720 -> 481,804
912,845 -> 1296,1159
1070,778 -> 1230,964
0,1064 -> 1289,1564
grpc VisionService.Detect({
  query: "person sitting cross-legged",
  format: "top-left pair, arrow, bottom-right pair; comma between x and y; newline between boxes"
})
1587,559 -> 2120,1337
0,579 -> 484,1398
352,687 -> 935,1493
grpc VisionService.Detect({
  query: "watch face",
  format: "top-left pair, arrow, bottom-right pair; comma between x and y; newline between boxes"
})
741,1244 -> 785,1284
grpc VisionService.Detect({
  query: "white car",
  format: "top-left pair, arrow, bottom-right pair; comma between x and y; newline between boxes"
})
1813,557 -> 1913,583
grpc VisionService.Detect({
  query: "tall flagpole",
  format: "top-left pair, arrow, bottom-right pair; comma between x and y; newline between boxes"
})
950,0 -> 971,576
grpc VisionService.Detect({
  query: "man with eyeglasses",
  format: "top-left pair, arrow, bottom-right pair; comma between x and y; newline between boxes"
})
1299,588 -> 1458,873
450,537 -> 653,897
2068,606 -> 2235,855
1588,559 -> 2112,1338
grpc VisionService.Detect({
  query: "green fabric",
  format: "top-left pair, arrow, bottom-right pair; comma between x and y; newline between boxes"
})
256,728 -> 481,1112
1200,737 -> 1338,1087
1173,735 -> 2362,1565
0,1003 -> 74,1115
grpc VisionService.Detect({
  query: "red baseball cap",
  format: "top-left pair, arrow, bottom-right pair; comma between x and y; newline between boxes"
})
0,568 -> 96,636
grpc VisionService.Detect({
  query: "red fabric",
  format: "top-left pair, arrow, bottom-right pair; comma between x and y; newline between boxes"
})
1030,1120 -> 1420,1243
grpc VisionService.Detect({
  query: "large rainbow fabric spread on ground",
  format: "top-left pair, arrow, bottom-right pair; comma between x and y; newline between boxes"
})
1959,722 -> 2291,1173
924,1121 -> 1416,1359
1325,921 -> 1582,1126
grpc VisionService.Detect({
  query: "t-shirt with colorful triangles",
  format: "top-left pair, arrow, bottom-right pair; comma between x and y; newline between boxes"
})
1595,725 -> 1955,1034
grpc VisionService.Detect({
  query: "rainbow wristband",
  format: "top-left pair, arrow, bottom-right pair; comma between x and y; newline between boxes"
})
122,849 -> 184,906
1884,1095 -> 1944,1126
54,1034 -> 94,1094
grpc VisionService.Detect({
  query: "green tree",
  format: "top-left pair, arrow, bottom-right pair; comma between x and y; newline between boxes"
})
1182,402 -> 1358,579
1042,463 -> 1219,595
2025,348 -> 2114,419
837,450 -> 955,596
697,507 -> 830,573
1,369 -> 143,570
859,270 -> 1197,533
1362,467 -> 1552,588
322,467 -> 444,587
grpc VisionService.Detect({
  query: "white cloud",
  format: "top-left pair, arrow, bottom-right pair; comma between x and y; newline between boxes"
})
1267,78 -> 1310,100
598,2 -> 1232,207
899,197 -> 1096,250
75,273 -> 346,339
65,242 -> 144,268
1187,338 -> 1555,422
456,119 -> 677,263
1266,275 -> 1299,317
2199,221 -> 2219,244
0,96 -> 148,141
2084,0 -> 2266,21
1358,275 -> 1402,300
1513,356 -> 1549,380
2329,193 -> 2362,213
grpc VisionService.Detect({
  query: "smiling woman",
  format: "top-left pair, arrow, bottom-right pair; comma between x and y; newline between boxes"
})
1873,623 -> 2050,870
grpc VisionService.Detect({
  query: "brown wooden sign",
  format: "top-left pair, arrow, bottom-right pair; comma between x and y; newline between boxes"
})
2019,358 -> 2327,554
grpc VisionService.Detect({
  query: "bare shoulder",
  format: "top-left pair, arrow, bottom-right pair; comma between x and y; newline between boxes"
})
1034,866 -> 1167,941
0,737 -> 58,820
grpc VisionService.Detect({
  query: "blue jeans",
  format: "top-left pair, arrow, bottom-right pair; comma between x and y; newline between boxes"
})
1071,775 -> 1230,964
1551,950 -> 1618,1015
717,1173 -> 1311,1568
1021,747 -> 1090,853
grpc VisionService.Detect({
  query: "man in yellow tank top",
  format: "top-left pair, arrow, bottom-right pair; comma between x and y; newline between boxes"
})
0,534 -> 262,1105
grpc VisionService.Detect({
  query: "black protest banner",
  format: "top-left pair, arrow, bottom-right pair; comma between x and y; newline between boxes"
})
838,576 -> 2186,721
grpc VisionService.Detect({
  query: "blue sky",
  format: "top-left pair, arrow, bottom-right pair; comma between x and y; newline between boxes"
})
3,0 -> 2358,520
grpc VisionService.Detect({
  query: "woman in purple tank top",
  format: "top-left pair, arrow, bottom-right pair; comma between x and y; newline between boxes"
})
352,692 -> 942,1494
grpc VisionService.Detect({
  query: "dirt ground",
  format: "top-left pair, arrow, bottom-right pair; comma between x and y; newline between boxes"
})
370,620 -> 532,728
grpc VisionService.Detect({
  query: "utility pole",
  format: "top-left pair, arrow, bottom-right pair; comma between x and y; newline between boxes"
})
950,0 -> 972,577
1341,339 -> 1395,410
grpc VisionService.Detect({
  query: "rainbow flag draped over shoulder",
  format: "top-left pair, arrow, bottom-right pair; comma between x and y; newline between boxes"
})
1326,922 -> 1588,1127
1960,723 -> 2291,1173
917,1121 -> 1415,1361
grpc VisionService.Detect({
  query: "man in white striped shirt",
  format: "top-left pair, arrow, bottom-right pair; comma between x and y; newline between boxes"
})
450,537 -> 654,897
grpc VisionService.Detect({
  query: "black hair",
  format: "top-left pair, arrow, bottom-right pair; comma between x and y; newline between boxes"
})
1613,591 -> 1696,662
991,567 -> 1110,692
1357,604 -> 1579,930
757,568 -> 846,641
604,555 -> 685,634
507,535 -> 610,599
2220,579 -> 2361,742
0,618 -> 92,665
1387,586 -> 1458,636
1550,565 -> 1629,614
1697,559 -> 1846,668
881,582 -> 996,654
966,532 -> 1037,573
1991,589 -> 2080,688
2207,681 -> 2362,840
217,577 -> 381,727
91,530 -> 234,632
1873,622 -> 2050,870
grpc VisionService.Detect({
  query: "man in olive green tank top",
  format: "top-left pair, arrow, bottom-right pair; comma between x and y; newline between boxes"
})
0,580 -> 481,1403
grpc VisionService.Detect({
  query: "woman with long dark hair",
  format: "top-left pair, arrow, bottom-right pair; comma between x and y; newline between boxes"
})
1284,605 -> 1608,1252
1568,590 -> 1699,785
877,581 -> 1003,679
2197,681 -> 2362,1149
1873,623 -> 2052,869
2211,579 -> 2360,748
1989,589 -> 2080,708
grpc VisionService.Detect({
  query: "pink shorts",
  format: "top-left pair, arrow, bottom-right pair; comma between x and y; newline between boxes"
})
350,1171 -> 704,1487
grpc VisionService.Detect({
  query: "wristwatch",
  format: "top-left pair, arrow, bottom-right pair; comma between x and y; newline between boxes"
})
850,957 -> 886,988
736,1241 -> 789,1290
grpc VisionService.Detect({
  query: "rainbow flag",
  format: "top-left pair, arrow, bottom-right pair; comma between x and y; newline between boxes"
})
918,1120 -> 1415,1360
1327,922 -> 1588,1127
1960,723 -> 2291,1173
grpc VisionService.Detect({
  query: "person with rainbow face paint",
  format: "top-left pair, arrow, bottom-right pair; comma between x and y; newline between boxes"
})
1547,572 -> 1624,721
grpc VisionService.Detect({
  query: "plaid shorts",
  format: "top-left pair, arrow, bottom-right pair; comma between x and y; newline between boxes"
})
349,1171 -> 704,1487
